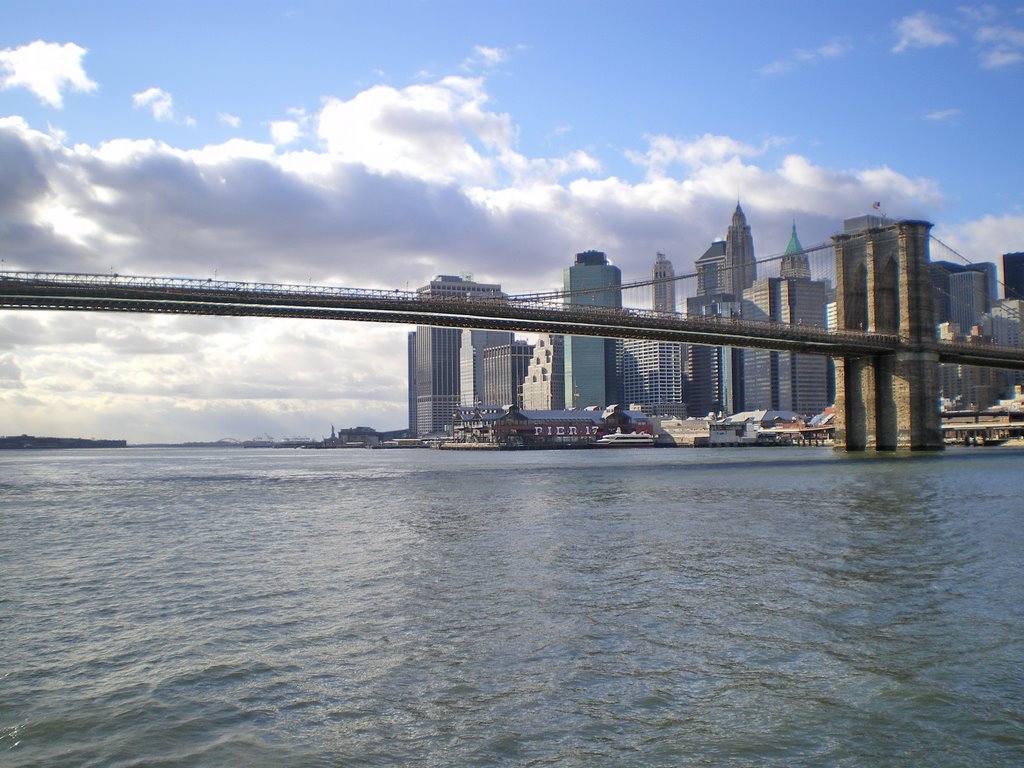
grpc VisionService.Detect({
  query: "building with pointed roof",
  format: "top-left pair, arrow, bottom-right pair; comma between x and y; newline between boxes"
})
726,202 -> 757,296
780,222 -> 811,279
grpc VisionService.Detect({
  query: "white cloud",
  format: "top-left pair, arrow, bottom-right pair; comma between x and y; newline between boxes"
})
218,112 -> 241,128
317,76 -> 516,184
626,134 -> 763,179
0,40 -> 97,108
0,73 -> 973,441
0,354 -> 25,389
759,39 -> 852,76
975,24 -> 1024,68
893,12 -> 957,53
925,108 -> 962,121
463,45 -> 509,70
958,4 -> 1000,23
269,120 -> 302,145
891,7 -> 1023,68
132,87 -> 195,125
936,214 -> 1024,283
132,87 -> 174,121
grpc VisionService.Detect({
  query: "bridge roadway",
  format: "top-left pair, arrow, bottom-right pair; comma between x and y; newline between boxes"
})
3,270 -> 1024,370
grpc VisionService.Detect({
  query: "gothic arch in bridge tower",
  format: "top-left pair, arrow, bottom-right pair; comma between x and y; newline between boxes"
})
832,220 -> 943,451
875,256 -> 899,332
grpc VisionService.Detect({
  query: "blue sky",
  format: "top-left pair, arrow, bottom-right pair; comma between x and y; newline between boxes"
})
2,1 -> 1023,440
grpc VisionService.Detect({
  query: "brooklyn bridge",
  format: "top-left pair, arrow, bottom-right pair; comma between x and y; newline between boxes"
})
3,220 -> 1024,451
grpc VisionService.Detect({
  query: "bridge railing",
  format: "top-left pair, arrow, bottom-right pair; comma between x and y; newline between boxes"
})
5,269 -> 1023,363
936,337 -> 1024,364
0,268 -> 901,347
0,270 -> 423,301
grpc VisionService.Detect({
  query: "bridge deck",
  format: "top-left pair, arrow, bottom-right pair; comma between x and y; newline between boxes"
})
3,271 -> 1024,370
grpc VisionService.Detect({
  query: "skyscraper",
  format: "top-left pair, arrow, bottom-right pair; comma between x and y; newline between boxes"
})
652,251 -> 676,313
460,329 -> 514,406
931,260 -> 997,325
622,340 -> 684,408
742,278 -> 829,415
482,340 -> 533,406
948,270 -> 991,334
779,223 -> 811,279
742,223 -> 828,415
725,202 -> 757,296
1004,252 -> 1024,300
563,251 -> 622,408
695,241 -> 727,297
685,203 -> 756,415
624,252 -> 685,411
412,275 -> 502,436
407,330 -> 417,434
986,298 -> 1024,395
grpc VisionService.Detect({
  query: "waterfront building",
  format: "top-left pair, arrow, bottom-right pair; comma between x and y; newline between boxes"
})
622,340 -> 684,409
522,334 -> 565,410
451,403 -> 651,448
482,340 -> 534,407
651,416 -> 710,446
459,329 -> 515,406
320,426 -> 381,448
708,409 -> 803,447
563,251 -> 622,408
1004,252 -> 1024,300
412,275 -> 503,436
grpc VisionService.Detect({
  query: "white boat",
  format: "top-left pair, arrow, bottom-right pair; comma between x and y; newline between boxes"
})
591,430 -> 656,448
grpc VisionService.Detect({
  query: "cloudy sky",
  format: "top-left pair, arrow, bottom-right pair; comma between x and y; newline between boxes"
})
2,1 -> 1023,442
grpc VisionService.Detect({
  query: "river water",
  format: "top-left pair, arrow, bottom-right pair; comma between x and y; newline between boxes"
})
1,446 -> 1022,766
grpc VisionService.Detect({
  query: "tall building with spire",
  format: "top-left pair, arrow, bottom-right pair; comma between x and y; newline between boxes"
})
725,202 -> 757,296
685,204 -> 755,416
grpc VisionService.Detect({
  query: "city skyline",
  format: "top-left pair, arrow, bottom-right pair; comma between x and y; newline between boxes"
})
2,2 -> 1023,441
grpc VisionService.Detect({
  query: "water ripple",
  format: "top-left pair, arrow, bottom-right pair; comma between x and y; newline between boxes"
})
1,447 -> 1022,766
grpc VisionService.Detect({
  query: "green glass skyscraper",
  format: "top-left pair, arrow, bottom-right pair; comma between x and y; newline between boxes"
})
563,250 -> 622,408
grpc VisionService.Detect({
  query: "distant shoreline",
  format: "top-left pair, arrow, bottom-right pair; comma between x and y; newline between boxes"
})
0,435 -> 128,450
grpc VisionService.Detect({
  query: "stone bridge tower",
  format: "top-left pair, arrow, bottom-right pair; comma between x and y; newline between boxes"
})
832,220 -> 943,450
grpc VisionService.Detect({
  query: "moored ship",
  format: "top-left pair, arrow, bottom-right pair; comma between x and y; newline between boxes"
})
590,430 -> 656,448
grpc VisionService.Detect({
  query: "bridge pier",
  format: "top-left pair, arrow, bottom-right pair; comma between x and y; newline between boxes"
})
832,220 -> 943,451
